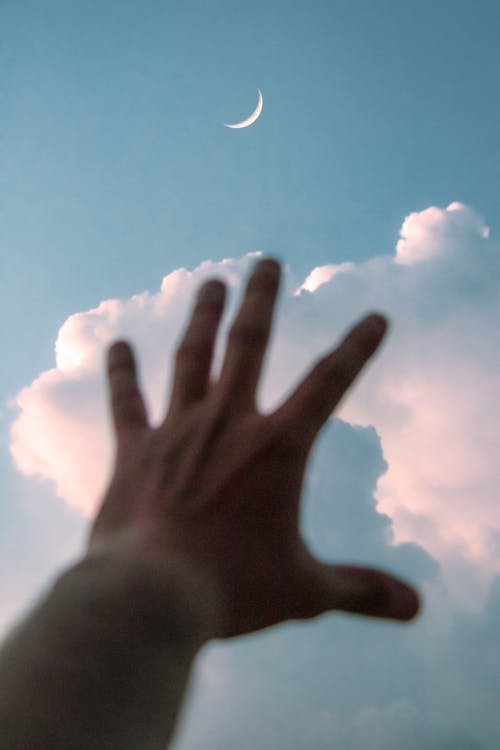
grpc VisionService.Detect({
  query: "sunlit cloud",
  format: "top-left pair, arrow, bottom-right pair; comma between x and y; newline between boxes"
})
9,204 -> 500,579
174,419 -> 496,750
7,202 -> 500,749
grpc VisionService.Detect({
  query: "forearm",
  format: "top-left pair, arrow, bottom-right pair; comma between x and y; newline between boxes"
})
0,550 -> 212,750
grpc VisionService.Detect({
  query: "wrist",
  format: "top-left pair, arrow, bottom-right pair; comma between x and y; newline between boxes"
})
58,542 -> 222,649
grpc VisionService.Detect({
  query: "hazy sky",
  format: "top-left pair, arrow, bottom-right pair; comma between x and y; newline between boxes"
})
1,2 -> 500,748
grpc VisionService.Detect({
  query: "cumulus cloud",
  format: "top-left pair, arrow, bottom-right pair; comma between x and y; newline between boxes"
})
173,420 -> 494,750
7,203 -> 500,748
10,202 -> 500,579
10,255 -> 263,513
288,202 -> 499,576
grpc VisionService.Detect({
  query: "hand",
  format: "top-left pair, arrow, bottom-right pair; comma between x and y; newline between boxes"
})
87,257 -> 419,639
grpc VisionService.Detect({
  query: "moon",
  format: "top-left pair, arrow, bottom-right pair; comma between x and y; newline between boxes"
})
224,89 -> 263,129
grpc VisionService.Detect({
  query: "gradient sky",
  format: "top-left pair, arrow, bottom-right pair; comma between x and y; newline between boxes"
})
1,2 -> 500,748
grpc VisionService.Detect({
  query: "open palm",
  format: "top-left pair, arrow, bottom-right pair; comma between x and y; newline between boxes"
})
88,258 -> 419,639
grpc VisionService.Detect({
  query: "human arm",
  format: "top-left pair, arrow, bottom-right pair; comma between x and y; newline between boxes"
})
0,549 -> 215,750
0,257 -> 419,749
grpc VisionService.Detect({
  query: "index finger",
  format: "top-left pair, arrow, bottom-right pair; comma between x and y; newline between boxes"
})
272,314 -> 388,443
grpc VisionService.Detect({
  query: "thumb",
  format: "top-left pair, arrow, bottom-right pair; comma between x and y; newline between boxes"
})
307,561 -> 420,622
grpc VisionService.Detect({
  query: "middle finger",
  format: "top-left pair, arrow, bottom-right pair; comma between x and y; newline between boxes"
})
216,258 -> 281,410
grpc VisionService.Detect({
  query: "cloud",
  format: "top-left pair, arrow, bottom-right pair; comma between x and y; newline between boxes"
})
289,202 -> 500,575
9,254 -> 263,514
10,202 -> 500,579
7,207 -> 500,749
394,202 -> 490,266
301,420 -> 437,584
172,420 -> 495,750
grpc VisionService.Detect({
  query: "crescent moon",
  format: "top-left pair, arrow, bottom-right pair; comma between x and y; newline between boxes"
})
224,89 -> 263,129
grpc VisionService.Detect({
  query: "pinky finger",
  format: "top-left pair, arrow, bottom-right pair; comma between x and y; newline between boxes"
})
106,340 -> 148,442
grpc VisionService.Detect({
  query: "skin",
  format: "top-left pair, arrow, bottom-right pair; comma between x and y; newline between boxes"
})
88,256 -> 419,639
0,257 -> 420,750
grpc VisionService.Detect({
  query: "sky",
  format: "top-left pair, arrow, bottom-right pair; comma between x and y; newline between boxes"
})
1,1 -> 500,748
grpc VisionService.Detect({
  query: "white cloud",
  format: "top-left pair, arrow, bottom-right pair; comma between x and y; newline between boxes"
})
289,202 -> 500,572
297,261 -> 355,293
9,203 -> 500,580
173,419 -> 495,750
8,266 -> 500,748
9,254 -> 262,514
394,202 -> 490,266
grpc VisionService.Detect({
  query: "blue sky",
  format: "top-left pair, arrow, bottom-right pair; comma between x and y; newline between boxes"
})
1,2 -> 500,748
2,0 -> 500,390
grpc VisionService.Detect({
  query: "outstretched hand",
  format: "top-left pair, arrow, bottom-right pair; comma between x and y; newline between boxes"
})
88,258 -> 419,639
